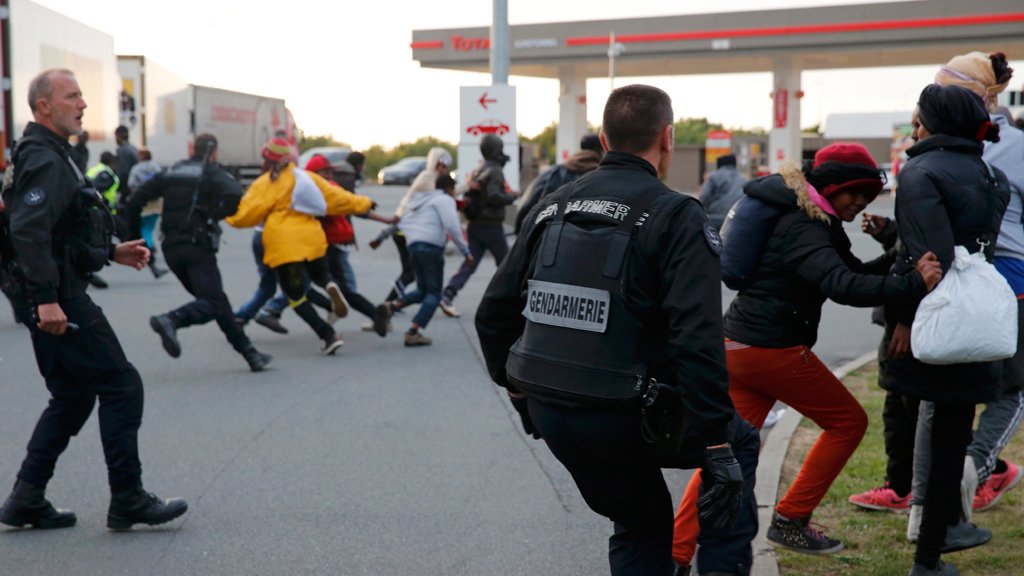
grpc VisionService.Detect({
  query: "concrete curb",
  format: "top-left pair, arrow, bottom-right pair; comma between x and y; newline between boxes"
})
750,350 -> 878,576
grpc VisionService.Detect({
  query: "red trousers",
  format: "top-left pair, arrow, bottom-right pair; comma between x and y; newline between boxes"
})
672,342 -> 868,566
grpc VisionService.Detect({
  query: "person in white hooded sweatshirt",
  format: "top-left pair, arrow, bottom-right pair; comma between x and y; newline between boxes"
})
371,147 -> 475,312
378,174 -> 473,346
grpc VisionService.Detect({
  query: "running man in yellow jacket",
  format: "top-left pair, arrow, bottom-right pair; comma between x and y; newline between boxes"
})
227,138 -> 381,354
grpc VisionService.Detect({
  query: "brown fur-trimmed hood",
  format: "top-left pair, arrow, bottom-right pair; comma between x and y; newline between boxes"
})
741,160 -> 830,223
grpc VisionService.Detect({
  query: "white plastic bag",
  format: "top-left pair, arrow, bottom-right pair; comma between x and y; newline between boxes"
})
911,245 -> 1018,365
290,168 -> 327,216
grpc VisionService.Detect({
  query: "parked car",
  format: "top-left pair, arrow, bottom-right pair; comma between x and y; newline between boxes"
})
378,156 -> 428,185
298,146 -> 351,169
466,119 -> 510,136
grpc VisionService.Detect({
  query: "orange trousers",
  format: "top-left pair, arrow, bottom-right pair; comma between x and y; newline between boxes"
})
672,342 -> 868,566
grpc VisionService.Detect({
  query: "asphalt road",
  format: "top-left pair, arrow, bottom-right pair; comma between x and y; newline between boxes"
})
0,184 -> 894,575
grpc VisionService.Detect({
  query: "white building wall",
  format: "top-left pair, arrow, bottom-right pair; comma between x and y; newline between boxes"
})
10,0 -> 119,163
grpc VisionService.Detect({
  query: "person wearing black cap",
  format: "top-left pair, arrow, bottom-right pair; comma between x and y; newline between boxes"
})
514,133 -> 604,233
439,133 -> 518,317
700,154 -> 746,230
881,84 -> 1010,576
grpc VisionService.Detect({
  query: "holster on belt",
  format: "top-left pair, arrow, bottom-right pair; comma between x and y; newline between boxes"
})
640,379 -> 690,459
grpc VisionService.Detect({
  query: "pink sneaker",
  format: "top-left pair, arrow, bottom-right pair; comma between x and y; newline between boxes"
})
974,461 -> 1023,511
848,483 -> 911,512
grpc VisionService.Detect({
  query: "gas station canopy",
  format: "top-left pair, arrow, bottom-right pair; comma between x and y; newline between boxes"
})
412,0 -> 1024,170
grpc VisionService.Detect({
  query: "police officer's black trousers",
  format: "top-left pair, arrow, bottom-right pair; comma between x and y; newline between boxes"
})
163,243 -> 251,354
528,401 -> 759,576
13,294 -> 144,492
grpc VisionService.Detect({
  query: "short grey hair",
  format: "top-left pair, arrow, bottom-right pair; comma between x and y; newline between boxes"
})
28,69 -> 75,112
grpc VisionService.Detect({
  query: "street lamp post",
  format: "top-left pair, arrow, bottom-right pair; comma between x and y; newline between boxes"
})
608,32 -> 625,91
491,0 -> 509,85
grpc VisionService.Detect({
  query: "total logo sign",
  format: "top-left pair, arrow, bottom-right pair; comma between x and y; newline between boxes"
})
459,85 -> 520,191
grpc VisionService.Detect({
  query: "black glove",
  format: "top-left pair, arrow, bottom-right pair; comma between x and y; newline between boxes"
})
509,394 -> 541,439
696,444 -> 744,530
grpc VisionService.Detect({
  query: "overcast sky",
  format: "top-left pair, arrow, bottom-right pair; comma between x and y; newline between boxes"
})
32,0 -> 1021,149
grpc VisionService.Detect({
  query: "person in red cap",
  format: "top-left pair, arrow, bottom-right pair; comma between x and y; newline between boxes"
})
227,139 -> 383,354
305,154 -> 393,335
670,144 -> 944,569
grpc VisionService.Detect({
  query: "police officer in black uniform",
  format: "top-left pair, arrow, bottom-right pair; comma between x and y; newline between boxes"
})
0,69 -> 187,530
125,133 -> 271,371
475,85 -> 760,576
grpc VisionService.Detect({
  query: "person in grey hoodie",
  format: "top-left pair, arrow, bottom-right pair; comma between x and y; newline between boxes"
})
379,174 -> 473,346
700,154 -> 746,230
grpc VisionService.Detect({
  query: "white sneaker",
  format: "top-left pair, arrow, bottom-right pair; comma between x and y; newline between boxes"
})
439,297 -> 460,318
907,504 -> 923,542
961,456 -> 978,523
325,282 -> 348,319
327,311 -> 340,325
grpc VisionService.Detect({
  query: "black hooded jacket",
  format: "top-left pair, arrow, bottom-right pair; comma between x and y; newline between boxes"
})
879,134 -> 1011,404
466,134 -> 517,225
724,171 -> 926,349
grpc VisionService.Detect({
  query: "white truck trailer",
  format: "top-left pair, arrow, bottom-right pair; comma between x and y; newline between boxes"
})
118,55 -> 296,181
0,0 -> 121,167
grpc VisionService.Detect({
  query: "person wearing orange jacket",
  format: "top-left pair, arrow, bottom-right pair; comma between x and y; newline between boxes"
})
226,138 -> 378,355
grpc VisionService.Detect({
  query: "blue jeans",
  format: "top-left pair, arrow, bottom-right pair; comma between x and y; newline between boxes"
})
235,231 -> 278,322
398,242 -> 445,329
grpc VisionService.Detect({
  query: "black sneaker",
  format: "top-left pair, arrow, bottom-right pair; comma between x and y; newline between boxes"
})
941,520 -> 991,553
908,560 -> 958,576
674,566 -> 690,576
765,512 -> 843,555
320,335 -> 344,356
107,487 -> 187,530
255,312 -> 288,334
150,315 -> 181,358
372,305 -> 390,337
0,480 -> 76,529
242,346 -> 272,372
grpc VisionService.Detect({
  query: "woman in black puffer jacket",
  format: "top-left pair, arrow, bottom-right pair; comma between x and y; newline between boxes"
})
881,84 -> 1011,576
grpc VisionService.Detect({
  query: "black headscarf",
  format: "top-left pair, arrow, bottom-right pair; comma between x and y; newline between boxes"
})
917,84 -> 1000,143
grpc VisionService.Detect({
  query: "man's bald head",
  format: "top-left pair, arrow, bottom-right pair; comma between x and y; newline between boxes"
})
28,69 -> 86,138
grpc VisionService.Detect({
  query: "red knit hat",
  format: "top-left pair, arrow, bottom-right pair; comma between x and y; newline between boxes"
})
261,137 -> 292,161
811,143 -> 883,198
305,154 -> 332,173
813,143 -> 877,170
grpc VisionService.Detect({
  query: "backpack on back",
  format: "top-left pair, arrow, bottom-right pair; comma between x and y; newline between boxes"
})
719,195 -> 785,291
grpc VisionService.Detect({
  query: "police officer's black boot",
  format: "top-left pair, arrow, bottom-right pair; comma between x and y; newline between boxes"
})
149,314 -> 181,358
242,345 -> 272,372
0,479 -> 77,529
87,273 -> 108,289
107,486 -> 188,530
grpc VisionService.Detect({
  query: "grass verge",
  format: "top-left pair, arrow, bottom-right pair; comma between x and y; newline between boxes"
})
777,362 -> 1024,576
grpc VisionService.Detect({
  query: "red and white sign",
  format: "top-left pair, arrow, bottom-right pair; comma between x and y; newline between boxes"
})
774,89 -> 788,129
451,35 -> 490,51
459,85 -> 520,191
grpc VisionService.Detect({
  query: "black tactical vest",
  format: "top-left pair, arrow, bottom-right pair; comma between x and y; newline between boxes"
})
506,185 -> 664,406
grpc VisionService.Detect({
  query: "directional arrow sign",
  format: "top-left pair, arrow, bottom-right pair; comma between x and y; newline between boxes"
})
479,92 -> 497,109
